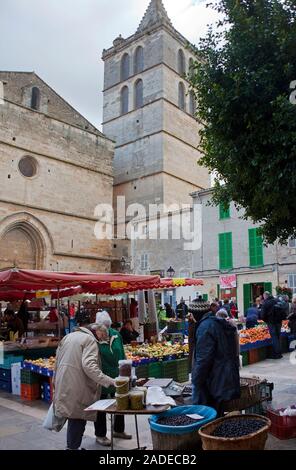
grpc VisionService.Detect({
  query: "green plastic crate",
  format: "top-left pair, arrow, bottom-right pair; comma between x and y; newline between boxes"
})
176,371 -> 189,383
21,369 -> 40,385
135,364 -> 148,379
148,362 -> 163,378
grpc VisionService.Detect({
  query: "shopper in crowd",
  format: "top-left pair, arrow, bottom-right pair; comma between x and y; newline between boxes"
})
255,297 -> 263,319
191,301 -> 240,416
288,295 -> 296,335
176,298 -> 188,320
129,298 -> 138,319
188,301 -> 217,372
94,311 -> 131,446
164,303 -> 175,319
5,309 -> 25,340
53,323 -> 115,450
229,297 -> 238,318
75,309 -> 91,327
261,291 -> 283,359
223,299 -> 231,316
17,300 -> 30,333
157,305 -> 167,322
215,297 -> 223,308
120,319 -> 140,345
245,303 -> 259,329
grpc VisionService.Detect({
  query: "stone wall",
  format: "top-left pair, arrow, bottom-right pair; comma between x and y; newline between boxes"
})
0,96 -> 114,273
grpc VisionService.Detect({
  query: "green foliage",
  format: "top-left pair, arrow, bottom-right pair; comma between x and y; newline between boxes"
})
189,0 -> 296,243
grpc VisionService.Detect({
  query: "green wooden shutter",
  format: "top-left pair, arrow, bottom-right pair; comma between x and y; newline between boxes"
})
217,284 -> 220,298
219,203 -> 230,220
264,282 -> 272,295
219,232 -> 233,270
243,284 -> 251,314
202,294 -> 208,301
249,228 -> 264,267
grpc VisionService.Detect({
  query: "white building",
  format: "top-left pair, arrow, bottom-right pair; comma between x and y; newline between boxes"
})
192,188 -> 296,314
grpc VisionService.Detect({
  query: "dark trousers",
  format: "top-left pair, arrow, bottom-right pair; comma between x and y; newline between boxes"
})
268,323 -> 282,358
94,412 -> 124,437
67,418 -> 86,450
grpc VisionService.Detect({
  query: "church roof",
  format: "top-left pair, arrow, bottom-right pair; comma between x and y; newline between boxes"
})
137,0 -> 173,34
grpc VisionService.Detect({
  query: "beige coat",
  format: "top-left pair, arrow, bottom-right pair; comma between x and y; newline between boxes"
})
53,327 -> 114,421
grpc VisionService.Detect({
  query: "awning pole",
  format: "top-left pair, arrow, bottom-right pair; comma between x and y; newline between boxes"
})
57,287 -> 61,339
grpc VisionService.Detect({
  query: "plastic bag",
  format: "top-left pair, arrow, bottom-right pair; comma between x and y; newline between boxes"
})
42,403 -> 67,432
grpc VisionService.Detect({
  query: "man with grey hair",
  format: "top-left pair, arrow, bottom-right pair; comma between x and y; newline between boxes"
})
53,323 -> 116,450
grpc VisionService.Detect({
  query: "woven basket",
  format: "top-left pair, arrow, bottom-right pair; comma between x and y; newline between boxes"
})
224,377 -> 261,412
198,414 -> 271,450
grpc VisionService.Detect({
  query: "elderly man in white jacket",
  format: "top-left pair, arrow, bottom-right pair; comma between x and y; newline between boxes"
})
54,323 -> 115,450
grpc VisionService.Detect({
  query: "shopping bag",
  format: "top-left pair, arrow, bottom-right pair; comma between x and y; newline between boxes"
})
42,403 -> 67,432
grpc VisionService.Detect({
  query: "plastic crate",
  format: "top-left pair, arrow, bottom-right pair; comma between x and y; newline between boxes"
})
135,364 -> 148,379
241,351 -> 249,367
0,380 -> 12,393
248,348 -> 260,364
175,371 -> 189,383
21,383 -> 40,401
267,408 -> 296,427
148,362 -> 163,378
269,422 -> 296,440
1,354 -> 24,370
258,347 -> 267,361
21,369 -> 40,385
0,368 -> 11,382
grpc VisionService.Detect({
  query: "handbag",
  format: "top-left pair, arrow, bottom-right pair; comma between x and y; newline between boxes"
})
42,403 -> 67,432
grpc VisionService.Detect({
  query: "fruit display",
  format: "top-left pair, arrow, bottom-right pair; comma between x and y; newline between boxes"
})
211,418 -> 266,438
157,415 -> 198,427
124,342 -> 189,365
239,326 -> 271,345
23,357 -> 56,371
281,320 -> 290,333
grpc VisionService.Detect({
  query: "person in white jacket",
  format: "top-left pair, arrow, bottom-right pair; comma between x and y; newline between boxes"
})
54,323 -> 115,450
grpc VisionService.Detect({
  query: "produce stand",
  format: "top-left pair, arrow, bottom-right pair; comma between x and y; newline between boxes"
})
239,321 -> 291,366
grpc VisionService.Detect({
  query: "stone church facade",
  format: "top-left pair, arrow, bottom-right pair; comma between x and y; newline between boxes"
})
102,0 -> 209,276
0,71 -> 114,272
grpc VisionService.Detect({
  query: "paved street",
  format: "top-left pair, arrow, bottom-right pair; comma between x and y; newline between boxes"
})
0,353 -> 295,451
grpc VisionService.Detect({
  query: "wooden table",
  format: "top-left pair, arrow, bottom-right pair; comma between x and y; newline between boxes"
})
97,404 -> 170,450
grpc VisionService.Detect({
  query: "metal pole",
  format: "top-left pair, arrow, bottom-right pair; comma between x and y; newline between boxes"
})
111,414 -> 114,451
134,415 -> 140,449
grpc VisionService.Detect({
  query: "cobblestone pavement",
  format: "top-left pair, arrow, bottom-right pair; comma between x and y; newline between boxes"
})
0,353 -> 295,450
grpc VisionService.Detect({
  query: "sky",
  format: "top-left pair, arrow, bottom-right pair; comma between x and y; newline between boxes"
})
0,0 -> 219,129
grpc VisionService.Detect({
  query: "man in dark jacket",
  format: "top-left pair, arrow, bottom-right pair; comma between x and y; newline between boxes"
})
176,299 -> 188,320
120,320 -> 139,345
192,310 -> 240,416
261,292 -> 283,359
245,304 -> 259,329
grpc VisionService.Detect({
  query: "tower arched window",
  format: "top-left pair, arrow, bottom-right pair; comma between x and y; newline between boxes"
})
134,46 -> 144,74
121,53 -> 130,81
31,87 -> 40,110
121,86 -> 129,115
178,49 -> 186,76
178,82 -> 186,111
189,58 -> 195,79
189,90 -> 196,117
134,79 -> 143,109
